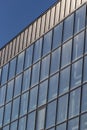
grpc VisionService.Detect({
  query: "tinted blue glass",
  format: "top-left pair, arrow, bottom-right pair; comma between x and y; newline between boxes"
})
68,117 -> 79,130
18,116 -> 26,130
57,94 -> 68,123
63,14 -> 74,42
36,107 -> 45,130
56,123 -> 66,130
71,59 -> 82,89
14,74 -> 22,97
38,80 -> 48,106
80,113 -> 87,130
61,40 -> 72,67
31,62 -> 40,87
0,107 -> 4,127
0,68 -> 1,83
1,63 -> 9,85
52,22 -> 63,50
4,102 -> 11,125
43,30 -> 52,56
85,29 -> 87,53
83,56 -> 87,82
69,88 -> 80,118
10,121 -> 18,130
8,57 -> 16,80
16,51 -> 25,74
50,48 -> 60,74
46,100 -> 56,128
48,74 -> 58,101
73,31 -> 84,61
22,68 -> 31,92
24,45 -> 33,69
74,5 -> 86,34
29,86 -> 38,111
11,97 -> 20,121
6,80 -> 14,102
27,111 -> 36,130
33,38 -> 42,63
59,67 -> 70,95
3,125 -> 9,130
20,92 -> 28,116
40,55 -> 50,81
0,85 -> 6,106
81,84 -> 87,112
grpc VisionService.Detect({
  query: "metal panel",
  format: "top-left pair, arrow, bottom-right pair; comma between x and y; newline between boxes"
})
40,14 -> 46,36
15,36 -> 20,54
70,0 -> 76,12
65,0 -> 71,17
76,0 -> 81,8
36,18 -> 41,39
1,48 -> 5,65
8,42 -> 12,60
31,21 -> 37,42
4,45 -> 9,63
23,28 -> 28,49
19,32 -> 24,52
45,10 -> 50,32
60,0 -> 66,20
50,6 -> 55,29
12,39 -> 16,57
54,2 -> 60,25
27,25 -> 32,47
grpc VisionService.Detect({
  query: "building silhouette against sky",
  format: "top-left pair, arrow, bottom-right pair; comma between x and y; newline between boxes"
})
0,0 -> 87,130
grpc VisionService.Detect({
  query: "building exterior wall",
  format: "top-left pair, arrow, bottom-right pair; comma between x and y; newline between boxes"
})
0,0 -> 87,130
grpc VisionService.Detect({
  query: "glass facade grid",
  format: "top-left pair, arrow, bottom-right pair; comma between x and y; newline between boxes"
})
0,3 -> 87,130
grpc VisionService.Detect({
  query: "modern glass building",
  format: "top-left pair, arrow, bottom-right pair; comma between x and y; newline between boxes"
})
0,0 -> 87,130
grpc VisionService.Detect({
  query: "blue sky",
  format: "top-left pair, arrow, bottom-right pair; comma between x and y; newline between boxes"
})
0,0 -> 57,48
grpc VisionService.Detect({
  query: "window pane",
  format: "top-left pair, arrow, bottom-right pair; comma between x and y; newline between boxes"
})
50,48 -> 60,74
6,80 -> 14,102
11,97 -> 20,121
36,107 -> 45,130
40,55 -> 50,81
33,38 -> 42,63
31,62 -> 40,87
52,22 -> 63,50
0,107 -> 4,127
81,84 -> 87,112
85,29 -> 87,53
20,92 -> 28,116
63,14 -> 74,42
27,111 -> 36,130
61,40 -> 72,67
29,86 -> 38,111
80,113 -> 87,130
0,85 -> 6,106
8,57 -> 16,80
24,45 -> 33,69
68,118 -> 79,130
18,116 -> 26,130
83,56 -> 87,82
71,59 -> 82,89
48,74 -> 58,101
1,63 -> 9,85
46,100 -> 56,128
0,68 -> 1,82
57,94 -> 68,123
4,102 -> 11,125
16,51 -> 25,74
74,5 -> 86,34
10,121 -> 18,130
69,88 -> 80,118
22,68 -> 31,92
56,123 -> 66,130
73,31 -> 84,61
3,125 -> 9,130
59,67 -> 70,95
14,74 -> 22,97
43,30 -> 52,56
38,80 -> 48,106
